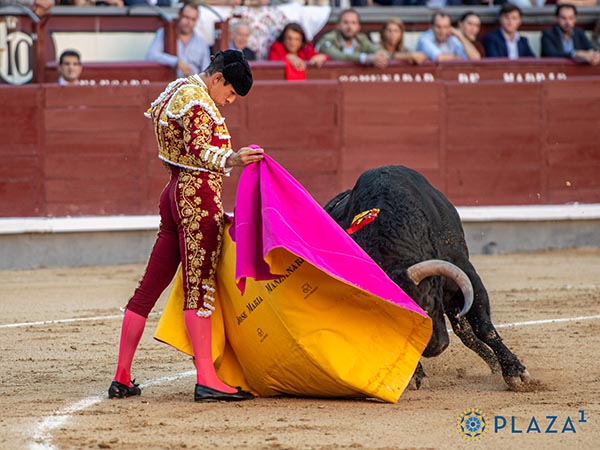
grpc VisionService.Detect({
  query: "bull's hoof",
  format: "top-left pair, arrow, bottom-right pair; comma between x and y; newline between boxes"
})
408,374 -> 430,390
504,369 -> 532,391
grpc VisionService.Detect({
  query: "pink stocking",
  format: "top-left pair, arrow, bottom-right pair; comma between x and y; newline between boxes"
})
114,309 -> 147,386
184,310 -> 236,393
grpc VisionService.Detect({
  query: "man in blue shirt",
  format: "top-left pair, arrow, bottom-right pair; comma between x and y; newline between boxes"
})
146,1 -> 211,78
416,12 -> 480,62
541,4 -> 600,66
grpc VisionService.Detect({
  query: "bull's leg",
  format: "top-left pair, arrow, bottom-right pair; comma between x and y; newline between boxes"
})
462,263 -> 531,389
408,362 -> 429,390
446,312 -> 501,374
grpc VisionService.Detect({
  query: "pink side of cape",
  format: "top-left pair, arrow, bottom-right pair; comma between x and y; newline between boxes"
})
231,155 -> 428,317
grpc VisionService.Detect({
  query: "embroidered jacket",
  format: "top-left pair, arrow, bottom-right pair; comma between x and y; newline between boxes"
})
145,75 -> 233,174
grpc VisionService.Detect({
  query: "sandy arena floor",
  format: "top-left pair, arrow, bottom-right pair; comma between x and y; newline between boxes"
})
1,248 -> 599,449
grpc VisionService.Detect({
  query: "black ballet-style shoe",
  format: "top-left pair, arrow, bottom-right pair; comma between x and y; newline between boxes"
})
108,379 -> 142,399
194,384 -> 255,402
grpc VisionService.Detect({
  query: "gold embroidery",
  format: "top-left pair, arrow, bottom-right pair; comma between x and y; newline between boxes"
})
148,80 -> 232,173
176,171 -> 224,314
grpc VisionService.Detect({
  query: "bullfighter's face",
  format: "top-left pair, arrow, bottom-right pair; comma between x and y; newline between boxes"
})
207,73 -> 238,107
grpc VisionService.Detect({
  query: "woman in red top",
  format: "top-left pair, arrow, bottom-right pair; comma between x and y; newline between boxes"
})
268,22 -> 328,71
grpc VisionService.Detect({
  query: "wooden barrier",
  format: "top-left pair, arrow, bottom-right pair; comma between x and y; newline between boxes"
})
1,64 -> 599,218
41,58 -> 600,84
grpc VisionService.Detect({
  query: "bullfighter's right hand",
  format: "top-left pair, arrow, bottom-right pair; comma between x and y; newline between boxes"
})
226,146 -> 265,167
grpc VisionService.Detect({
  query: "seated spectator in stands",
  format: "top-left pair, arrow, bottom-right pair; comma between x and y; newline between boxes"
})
372,0 -> 464,4
203,0 -> 243,4
416,12 -> 480,62
507,0 -> 547,8
541,4 -> 600,66
146,1 -> 210,78
594,18 -> 600,51
73,0 -> 124,6
269,22 -> 328,70
483,3 -> 535,59
379,18 -> 427,65
57,49 -> 83,86
24,0 -> 53,17
209,1 -> 284,60
556,0 -> 597,6
457,11 -> 485,57
315,8 -> 389,69
124,0 -> 171,6
230,20 -> 256,61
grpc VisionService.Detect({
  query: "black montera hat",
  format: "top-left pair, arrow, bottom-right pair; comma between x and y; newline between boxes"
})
220,50 -> 253,97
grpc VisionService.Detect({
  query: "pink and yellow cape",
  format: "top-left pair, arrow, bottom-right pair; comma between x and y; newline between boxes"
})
155,155 -> 432,403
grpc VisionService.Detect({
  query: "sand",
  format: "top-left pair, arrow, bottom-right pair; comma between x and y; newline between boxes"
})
1,248 -> 599,449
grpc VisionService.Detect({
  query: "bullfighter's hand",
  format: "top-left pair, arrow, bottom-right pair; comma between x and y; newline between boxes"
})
226,146 -> 265,167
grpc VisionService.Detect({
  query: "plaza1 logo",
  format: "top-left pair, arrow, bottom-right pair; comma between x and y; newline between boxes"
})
0,17 -> 33,85
457,408 -> 489,441
457,408 -> 589,440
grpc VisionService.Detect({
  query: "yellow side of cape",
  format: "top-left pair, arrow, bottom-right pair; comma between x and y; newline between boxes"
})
154,224 -> 431,403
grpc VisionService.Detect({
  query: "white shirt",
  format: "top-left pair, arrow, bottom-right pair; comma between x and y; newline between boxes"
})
502,29 -> 521,60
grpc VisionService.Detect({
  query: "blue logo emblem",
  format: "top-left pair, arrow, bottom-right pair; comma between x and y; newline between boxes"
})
457,408 -> 489,441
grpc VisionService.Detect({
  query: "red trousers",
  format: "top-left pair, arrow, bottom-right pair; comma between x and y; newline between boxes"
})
126,165 -> 224,318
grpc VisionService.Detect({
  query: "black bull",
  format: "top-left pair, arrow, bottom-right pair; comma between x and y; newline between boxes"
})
324,166 -> 531,390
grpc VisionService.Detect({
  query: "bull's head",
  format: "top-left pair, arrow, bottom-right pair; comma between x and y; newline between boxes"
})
405,260 -> 474,357
323,188 -> 474,357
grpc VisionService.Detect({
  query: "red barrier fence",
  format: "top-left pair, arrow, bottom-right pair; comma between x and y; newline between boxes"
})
1,60 -> 599,218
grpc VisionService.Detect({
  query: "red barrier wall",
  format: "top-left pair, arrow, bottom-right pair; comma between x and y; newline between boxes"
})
1,71 -> 599,218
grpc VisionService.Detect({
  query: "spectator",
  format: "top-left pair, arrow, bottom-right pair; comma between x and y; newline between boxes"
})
219,2 -> 286,60
556,0 -> 597,6
30,0 -> 54,17
73,0 -> 124,6
508,0 -> 547,8
57,49 -> 83,85
315,8 -> 389,69
379,18 -> 427,65
541,4 -> 600,65
124,0 -> 171,6
373,0 -> 463,6
483,3 -> 535,59
146,1 -> 210,78
229,20 -> 256,61
457,11 -> 485,57
593,18 -> 600,52
416,12 -> 479,62
268,22 -> 328,70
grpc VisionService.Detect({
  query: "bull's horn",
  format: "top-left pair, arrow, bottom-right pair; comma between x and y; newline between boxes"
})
406,260 -> 474,318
